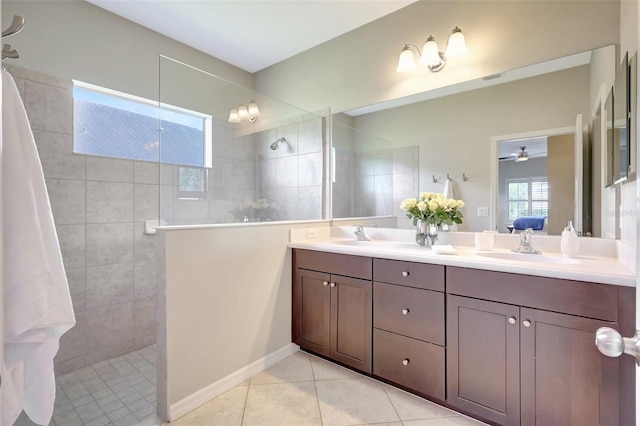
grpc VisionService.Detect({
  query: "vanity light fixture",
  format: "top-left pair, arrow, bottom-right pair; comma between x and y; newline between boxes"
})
228,101 -> 260,123
396,26 -> 468,73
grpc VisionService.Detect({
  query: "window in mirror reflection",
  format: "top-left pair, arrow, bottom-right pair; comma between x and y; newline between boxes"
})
507,179 -> 549,222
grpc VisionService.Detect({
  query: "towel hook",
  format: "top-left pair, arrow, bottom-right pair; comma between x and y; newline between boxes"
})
446,174 -> 453,181
2,44 -> 18,60
432,175 -> 438,183
2,16 -> 25,38
462,173 -> 469,182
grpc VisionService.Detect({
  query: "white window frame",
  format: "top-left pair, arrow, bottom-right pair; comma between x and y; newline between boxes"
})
506,177 -> 548,222
72,80 -> 213,168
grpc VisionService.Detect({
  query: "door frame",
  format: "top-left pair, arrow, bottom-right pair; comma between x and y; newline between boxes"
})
490,125 -> 580,233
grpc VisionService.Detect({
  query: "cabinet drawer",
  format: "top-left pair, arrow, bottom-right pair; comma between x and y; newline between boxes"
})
373,258 -> 444,291
374,282 -> 444,345
294,249 -> 372,280
373,328 -> 445,401
447,266 -> 619,321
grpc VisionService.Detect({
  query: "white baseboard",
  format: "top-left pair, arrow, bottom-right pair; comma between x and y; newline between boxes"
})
167,343 -> 300,422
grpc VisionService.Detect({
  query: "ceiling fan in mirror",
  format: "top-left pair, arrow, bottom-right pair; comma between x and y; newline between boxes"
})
513,146 -> 529,162
499,146 -> 529,162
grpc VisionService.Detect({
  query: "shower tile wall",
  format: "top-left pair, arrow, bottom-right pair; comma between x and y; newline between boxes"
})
255,116 -> 324,220
334,146 -> 419,219
8,65 -> 159,375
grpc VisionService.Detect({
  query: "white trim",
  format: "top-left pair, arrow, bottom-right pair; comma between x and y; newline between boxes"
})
167,343 -> 300,422
490,125 -> 576,232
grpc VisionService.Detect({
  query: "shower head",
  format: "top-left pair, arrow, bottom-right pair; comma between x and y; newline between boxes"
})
270,137 -> 287,150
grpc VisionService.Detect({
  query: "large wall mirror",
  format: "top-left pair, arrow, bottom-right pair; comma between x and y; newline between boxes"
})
608,52 -> 632,186
333,45 -> 618,237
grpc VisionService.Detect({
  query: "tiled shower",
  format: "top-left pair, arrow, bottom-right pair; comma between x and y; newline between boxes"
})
10,62 -> 328,377
8,65 -> 160,375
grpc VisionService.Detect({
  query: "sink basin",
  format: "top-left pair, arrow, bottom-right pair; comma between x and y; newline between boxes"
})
476,252 -> 580,265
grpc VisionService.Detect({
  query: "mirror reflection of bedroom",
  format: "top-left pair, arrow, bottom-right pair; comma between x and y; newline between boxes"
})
498,133 -> 575,235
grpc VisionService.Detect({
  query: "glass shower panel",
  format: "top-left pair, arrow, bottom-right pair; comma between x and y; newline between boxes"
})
159,56 -> 326,225
332,120 -> 419,220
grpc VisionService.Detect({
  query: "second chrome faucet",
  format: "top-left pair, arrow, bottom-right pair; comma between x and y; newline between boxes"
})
512,228 -> 540,254
353,224 -> 370,241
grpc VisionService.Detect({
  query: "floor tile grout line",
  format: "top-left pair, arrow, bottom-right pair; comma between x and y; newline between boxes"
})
311,362 -> 325,426
240,377 -> 251,425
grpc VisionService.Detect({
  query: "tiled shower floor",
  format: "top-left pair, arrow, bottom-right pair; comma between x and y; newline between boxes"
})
15,345 -> 158,426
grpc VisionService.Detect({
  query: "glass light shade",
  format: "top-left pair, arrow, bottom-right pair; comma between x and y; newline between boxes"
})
516,154 -> 528,162
396,46 -> 416,73
248,102 -> 260,117
445,27 -> 468,58
228,109 -> 240,123
420,36 -> 440,66
238,105 -> 249,119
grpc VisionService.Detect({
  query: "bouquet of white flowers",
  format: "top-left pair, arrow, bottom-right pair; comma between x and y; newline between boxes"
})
400,192 -> 465,227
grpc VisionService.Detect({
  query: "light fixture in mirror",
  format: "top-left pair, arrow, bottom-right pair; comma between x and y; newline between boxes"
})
396,26 -> 467,73
228,101 -> 261,123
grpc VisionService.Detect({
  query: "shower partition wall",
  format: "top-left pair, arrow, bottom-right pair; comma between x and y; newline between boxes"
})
332,120 -> 419,220
158,56 -> 327,225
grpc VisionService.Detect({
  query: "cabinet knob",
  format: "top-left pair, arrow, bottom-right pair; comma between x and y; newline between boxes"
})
508,316 -> 516,325
402,271 -> 410,277
330,282 -> 336,288
322,281 -> 329,286
402,359 -> 410,366
402,308 -> 410,316
523,320 -> 532,328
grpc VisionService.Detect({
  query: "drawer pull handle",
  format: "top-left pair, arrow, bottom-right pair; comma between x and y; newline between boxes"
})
508,316 -> 516,325
523,320 -> 531,328
402,309 -> 410,316
402,271 -> 410,277
330,282 -> 336,288
402,359 -> 410,366
322,281 -> 329,286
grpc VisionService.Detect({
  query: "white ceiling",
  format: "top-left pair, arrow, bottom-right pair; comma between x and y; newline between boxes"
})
86,0 -> 417,73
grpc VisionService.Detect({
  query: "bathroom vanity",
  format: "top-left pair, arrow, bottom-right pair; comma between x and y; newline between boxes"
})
290,231 -> 635,426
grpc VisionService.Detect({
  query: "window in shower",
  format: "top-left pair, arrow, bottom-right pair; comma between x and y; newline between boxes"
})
178,166 -> 207,200
72,80 -> 212,167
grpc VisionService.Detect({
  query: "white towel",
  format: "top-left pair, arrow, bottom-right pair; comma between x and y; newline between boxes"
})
2,69 -> 75,426
443,179 -> 453,199
431,244 -> 458,255
441,179 -> 458,231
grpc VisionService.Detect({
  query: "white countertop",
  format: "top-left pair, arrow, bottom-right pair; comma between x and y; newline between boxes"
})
289,227 -> 636,287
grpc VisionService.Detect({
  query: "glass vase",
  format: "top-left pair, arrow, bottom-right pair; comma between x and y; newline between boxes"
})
415,220 -> 439,247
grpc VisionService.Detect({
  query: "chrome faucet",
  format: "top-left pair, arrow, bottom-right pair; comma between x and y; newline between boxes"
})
353,224 -> 370,241
512,228 -> 540,254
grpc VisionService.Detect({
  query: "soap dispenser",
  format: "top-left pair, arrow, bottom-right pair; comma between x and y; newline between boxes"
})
560,220 -> 580,257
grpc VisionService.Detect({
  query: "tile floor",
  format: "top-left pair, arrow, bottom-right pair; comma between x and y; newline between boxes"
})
15,347 -> 486,426
161,350 -> 486,426
15,345 -> 157,426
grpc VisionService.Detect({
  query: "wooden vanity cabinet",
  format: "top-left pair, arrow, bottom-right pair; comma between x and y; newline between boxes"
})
292,249 -> 373,373
372,259 -> 446,400
447,267 -> 625,426
447,295 -> 520,425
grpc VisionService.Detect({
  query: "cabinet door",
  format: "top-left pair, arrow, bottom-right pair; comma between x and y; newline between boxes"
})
330,275 -> 372,373
447,295 -> 520,426
520,308 -> 619,426
293,269 -> 331,356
